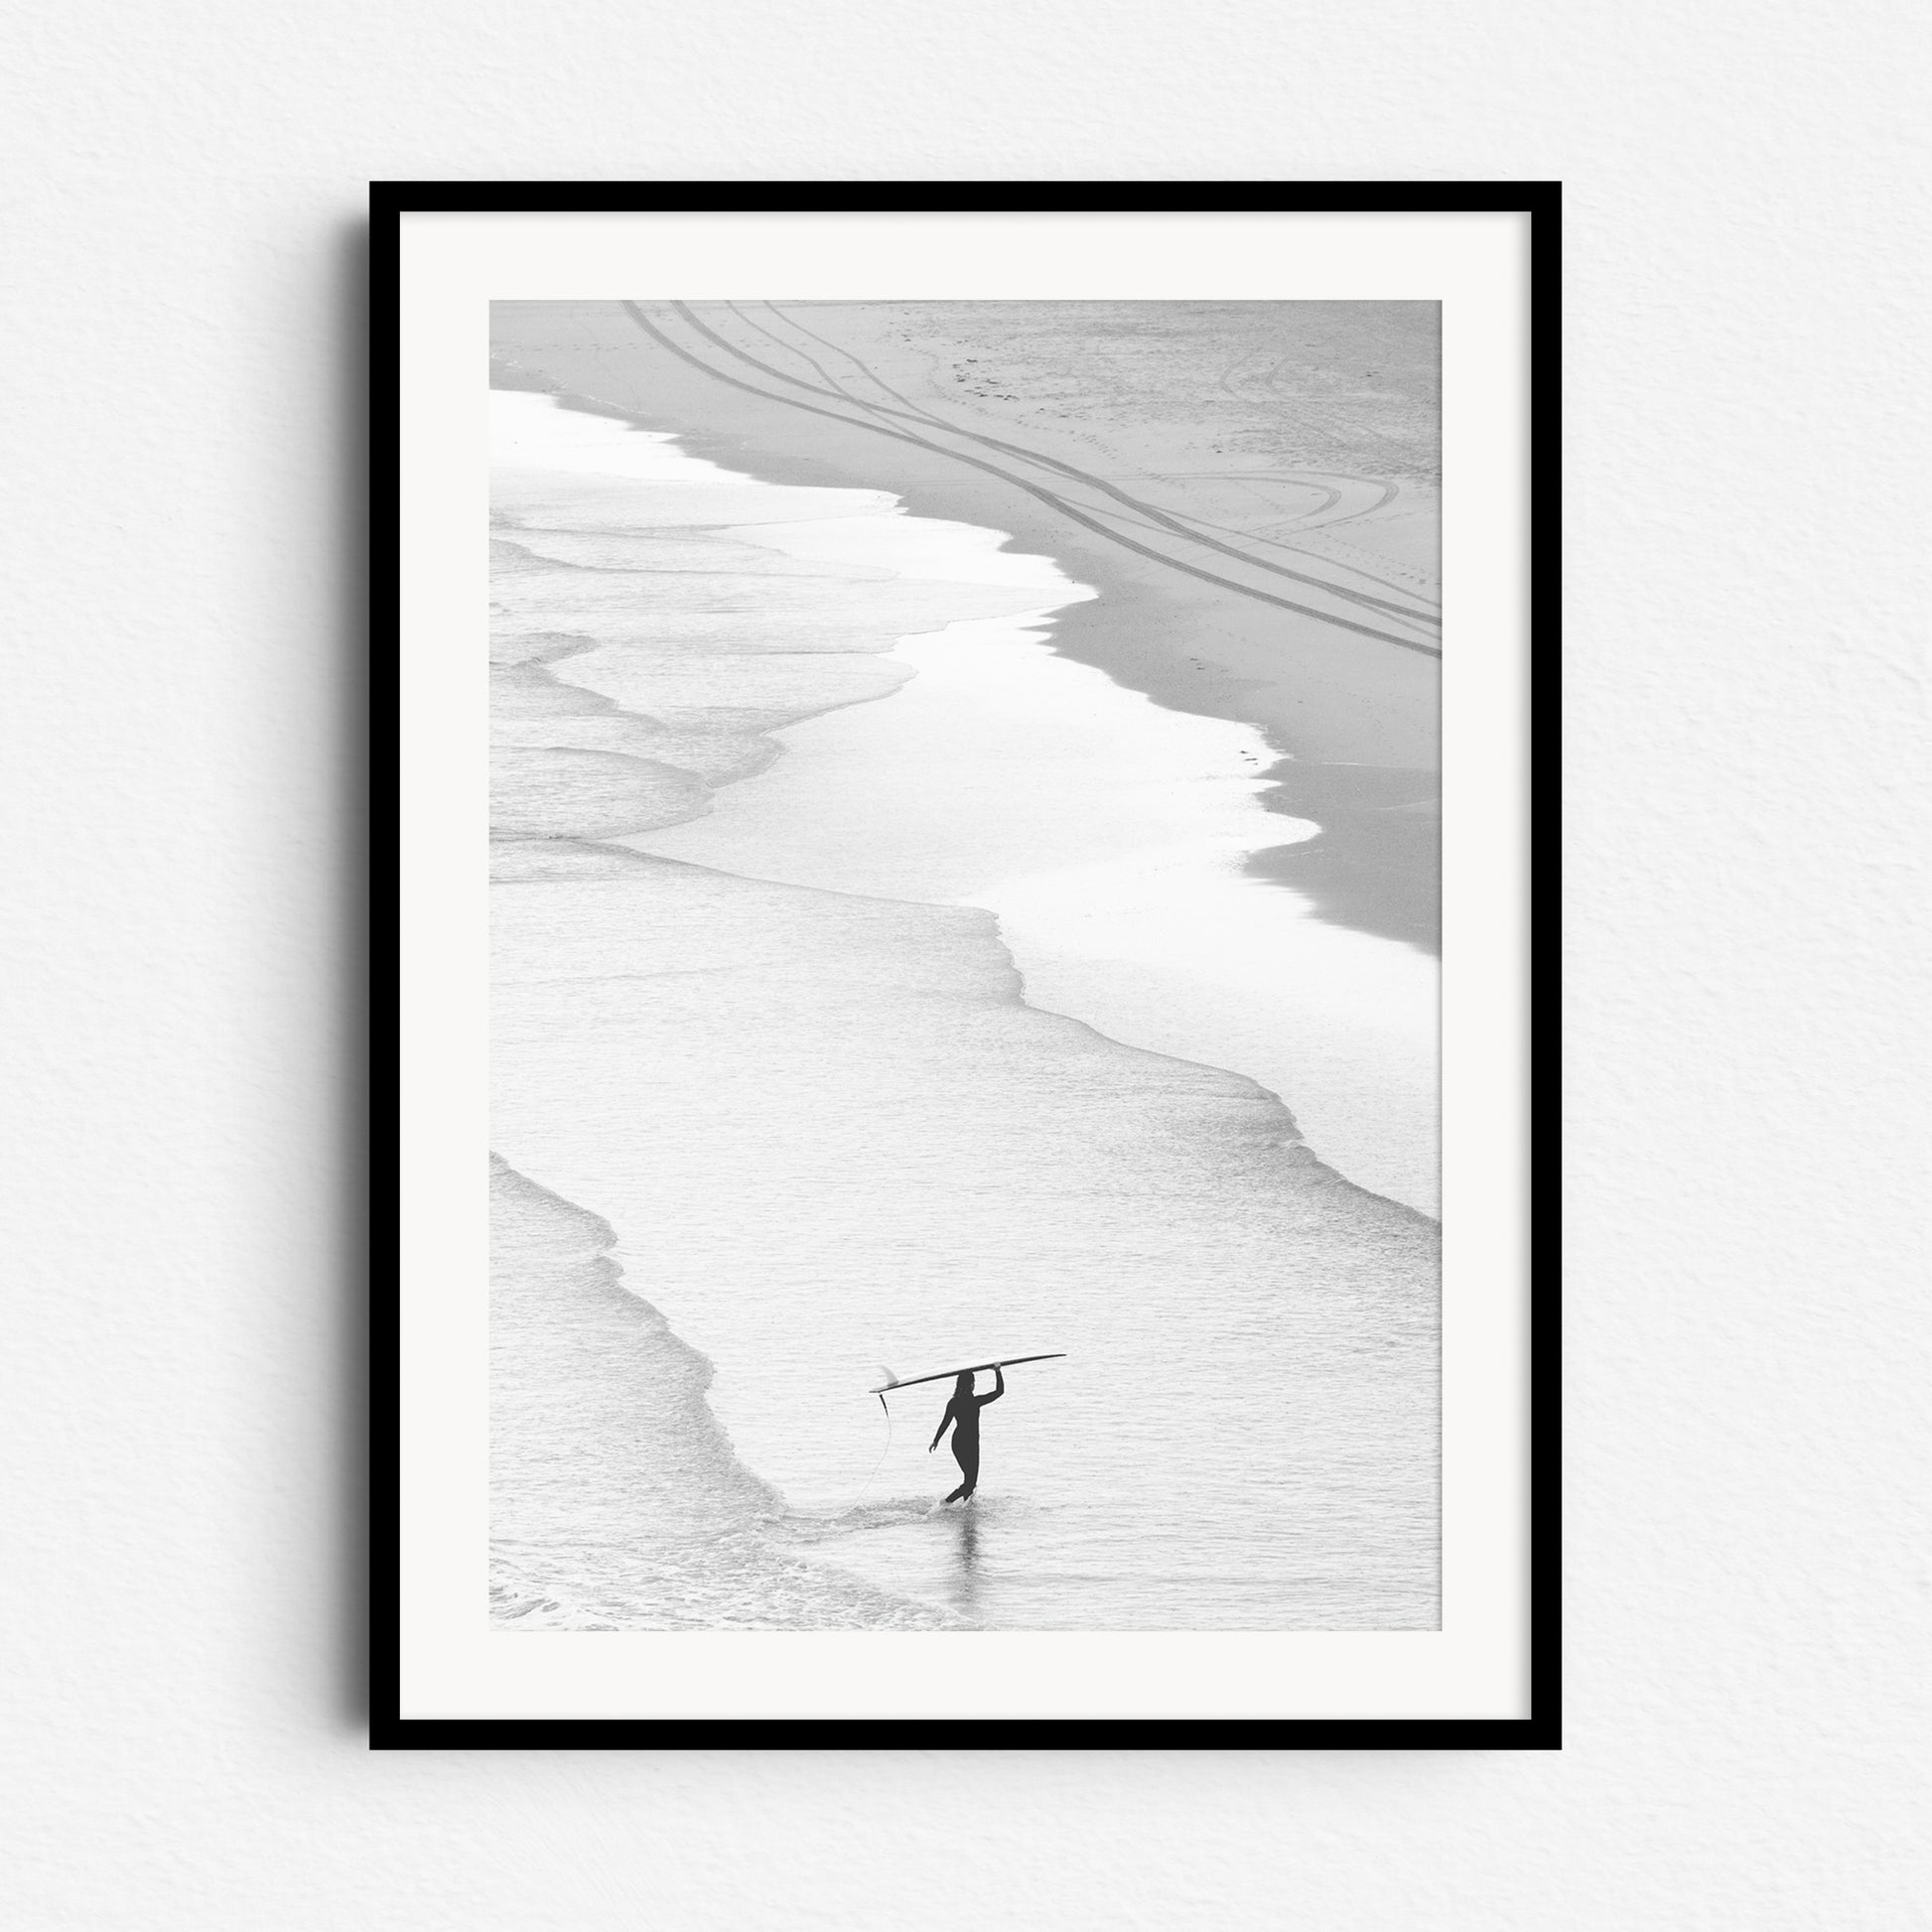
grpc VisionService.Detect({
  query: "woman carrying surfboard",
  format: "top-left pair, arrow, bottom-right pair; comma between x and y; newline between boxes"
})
929,1365 -> 1003,1503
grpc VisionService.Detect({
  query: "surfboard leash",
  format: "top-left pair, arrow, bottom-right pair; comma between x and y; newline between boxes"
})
844,1392 -> 895,1513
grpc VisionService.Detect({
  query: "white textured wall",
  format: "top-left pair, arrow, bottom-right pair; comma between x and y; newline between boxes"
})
5,4 -> 1927,1924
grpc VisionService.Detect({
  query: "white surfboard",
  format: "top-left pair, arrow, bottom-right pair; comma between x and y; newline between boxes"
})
869,1353 -> 1065,1403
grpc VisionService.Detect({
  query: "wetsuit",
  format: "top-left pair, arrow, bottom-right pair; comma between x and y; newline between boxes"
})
949,1403 -> 982,1494
938,1367 -> 1003,1500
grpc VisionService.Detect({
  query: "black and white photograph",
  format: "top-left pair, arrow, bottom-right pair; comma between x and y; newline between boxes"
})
484,294 -> 1448,1636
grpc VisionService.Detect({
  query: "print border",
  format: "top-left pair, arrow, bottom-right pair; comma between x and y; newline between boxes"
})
370,178 -> 1560,1750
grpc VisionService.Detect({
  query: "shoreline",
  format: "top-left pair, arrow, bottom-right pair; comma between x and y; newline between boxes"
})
491,388 -> 1435,1209
489,301 -> 1442,953
633,589 -> 1441,1214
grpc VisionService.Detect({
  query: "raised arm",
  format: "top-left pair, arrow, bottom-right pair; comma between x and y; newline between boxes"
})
979,1365 -> 1006,1406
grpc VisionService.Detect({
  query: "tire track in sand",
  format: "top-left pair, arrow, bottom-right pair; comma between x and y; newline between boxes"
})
756,306 -> 1395,582
667,302 -> 1441,637
622,303 -> 1441,659
764,305 -> 1434,612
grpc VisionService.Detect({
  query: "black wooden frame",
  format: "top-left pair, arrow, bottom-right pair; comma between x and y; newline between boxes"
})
370,179 -> 1560,1749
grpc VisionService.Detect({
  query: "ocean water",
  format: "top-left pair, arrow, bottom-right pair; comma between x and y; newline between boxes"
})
637,591 -> 1440,1214
490,1154 -> 954,1629
488,390 -> 1440,1629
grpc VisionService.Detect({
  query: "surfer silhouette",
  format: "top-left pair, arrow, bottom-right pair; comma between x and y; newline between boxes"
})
929,1365 -> 1004,1502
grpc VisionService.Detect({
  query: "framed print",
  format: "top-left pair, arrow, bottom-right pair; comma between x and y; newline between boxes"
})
373,181 -> 1558,1746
